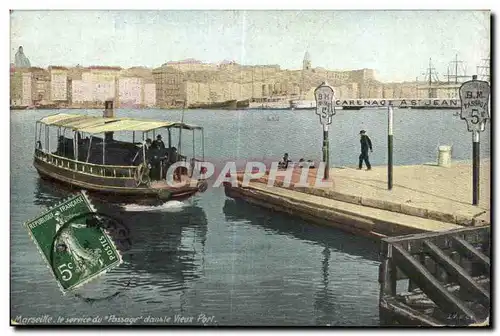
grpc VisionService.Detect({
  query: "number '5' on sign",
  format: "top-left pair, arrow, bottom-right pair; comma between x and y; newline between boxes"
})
471,109 -> 480,124
321,107 -> 328,118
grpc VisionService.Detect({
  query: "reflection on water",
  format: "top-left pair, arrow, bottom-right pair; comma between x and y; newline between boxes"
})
222,199 -> 380,326
222,198 -> 379,261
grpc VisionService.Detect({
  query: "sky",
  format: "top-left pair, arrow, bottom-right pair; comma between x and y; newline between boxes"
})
10,10 -> 490,82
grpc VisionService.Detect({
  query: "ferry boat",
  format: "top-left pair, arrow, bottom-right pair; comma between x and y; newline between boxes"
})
248,98 -> 291,110
189,99 -> 237,110
290,99 -> 316,110
33,101 -> 208,205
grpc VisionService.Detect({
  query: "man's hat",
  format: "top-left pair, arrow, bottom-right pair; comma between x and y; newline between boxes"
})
360,130 -> 366,134
157,134 -> 162,139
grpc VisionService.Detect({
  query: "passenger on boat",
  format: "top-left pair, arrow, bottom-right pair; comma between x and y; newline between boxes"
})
279,153 -> 291,169
166,146 -> 178,164
153,135 -> 166,150
149,150 -> 163,180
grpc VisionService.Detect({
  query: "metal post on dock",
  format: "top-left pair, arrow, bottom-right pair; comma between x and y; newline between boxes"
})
472,131 -> 480,205
458,75 -> 490,206
314,82 -> 336,180
388,104 -> 394,190
323,124 -> 329,180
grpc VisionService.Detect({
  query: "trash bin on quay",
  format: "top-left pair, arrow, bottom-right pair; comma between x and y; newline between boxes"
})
437,145 -> 452,167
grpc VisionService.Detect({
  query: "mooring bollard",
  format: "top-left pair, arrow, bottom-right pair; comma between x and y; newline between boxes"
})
437,146 -> 452,167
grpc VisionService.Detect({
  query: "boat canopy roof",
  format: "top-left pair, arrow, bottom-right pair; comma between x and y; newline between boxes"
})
38,113 -> 202,133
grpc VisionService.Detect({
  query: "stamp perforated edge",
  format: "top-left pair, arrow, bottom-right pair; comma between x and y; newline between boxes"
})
23,190 -> 123,296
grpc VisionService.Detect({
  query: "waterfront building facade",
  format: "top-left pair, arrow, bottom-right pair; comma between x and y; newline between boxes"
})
87,66 -> 121,103
71,79 -> 91,105
49,66 -> 69,102
31,68 -> 51,104
118,77 -> 143,108
10,71 -> 27,106
143,83 -> 156,107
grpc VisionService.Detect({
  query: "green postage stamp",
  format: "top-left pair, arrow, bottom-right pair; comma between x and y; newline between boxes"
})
24,191 -> 122,294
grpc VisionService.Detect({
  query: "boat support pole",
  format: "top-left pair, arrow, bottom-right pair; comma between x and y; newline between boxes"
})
46,126 -> 50,153
142,132 -> 146,165
102,134 -> 105,165
38,122 -> 42,149
74,131 -> 78,161
86,136 -> 93,162
192,130 -> 195,161
34,122 -> 38,148
202,129 -> 205,161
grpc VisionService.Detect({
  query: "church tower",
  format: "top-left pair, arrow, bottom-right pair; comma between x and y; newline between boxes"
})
303,51 -> 311,71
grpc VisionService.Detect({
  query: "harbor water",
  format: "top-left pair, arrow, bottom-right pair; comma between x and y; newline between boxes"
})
10,108 -> 490,326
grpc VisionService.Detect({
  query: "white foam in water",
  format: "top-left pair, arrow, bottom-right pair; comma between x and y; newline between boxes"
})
123,200 -> 187,213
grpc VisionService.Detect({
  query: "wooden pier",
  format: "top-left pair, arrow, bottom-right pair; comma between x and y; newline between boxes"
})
379,226 -> 490,326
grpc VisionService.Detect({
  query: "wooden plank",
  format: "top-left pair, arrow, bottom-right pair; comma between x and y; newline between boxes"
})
400,276 -> 490,304
383,227 -> 490,254
451,236 -> 490,271
383,226 -> 490,244
391,243 -> 479,322
423,240 -> 490,308
380,297 -> 444,326
379,251 -> 397,296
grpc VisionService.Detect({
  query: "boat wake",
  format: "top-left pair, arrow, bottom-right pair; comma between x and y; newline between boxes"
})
122,200 -> 187,213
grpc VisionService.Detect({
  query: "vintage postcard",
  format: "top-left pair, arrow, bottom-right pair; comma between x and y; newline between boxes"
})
10,9 -> 491,327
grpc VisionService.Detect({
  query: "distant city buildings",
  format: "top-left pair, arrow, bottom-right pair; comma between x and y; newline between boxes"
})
10,49 -> 157,108
152,53 -> 387,108
10,47 -> 479,109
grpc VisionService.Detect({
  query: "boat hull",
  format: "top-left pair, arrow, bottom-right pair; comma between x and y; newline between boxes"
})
34,157 -> 199,205
236,99 -> 250,109
188,100 -> 238,110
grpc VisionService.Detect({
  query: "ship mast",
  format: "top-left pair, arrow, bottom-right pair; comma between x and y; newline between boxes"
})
251,67 -> 254,98
425,58 -> 439,98
477,53 -> 490,83
446,53 -> 469,83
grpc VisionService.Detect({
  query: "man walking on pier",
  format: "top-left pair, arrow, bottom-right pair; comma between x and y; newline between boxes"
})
358,130 -> 372,170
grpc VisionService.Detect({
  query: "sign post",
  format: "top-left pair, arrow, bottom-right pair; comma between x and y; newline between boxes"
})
458,75 -> 490,206
314,82 -> 335,180
388,104 -> 394,190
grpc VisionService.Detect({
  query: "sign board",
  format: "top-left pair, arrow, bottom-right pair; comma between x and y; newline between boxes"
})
459,80 -> 490,132
314,82 -> 335,125
333,99 -> 459,108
